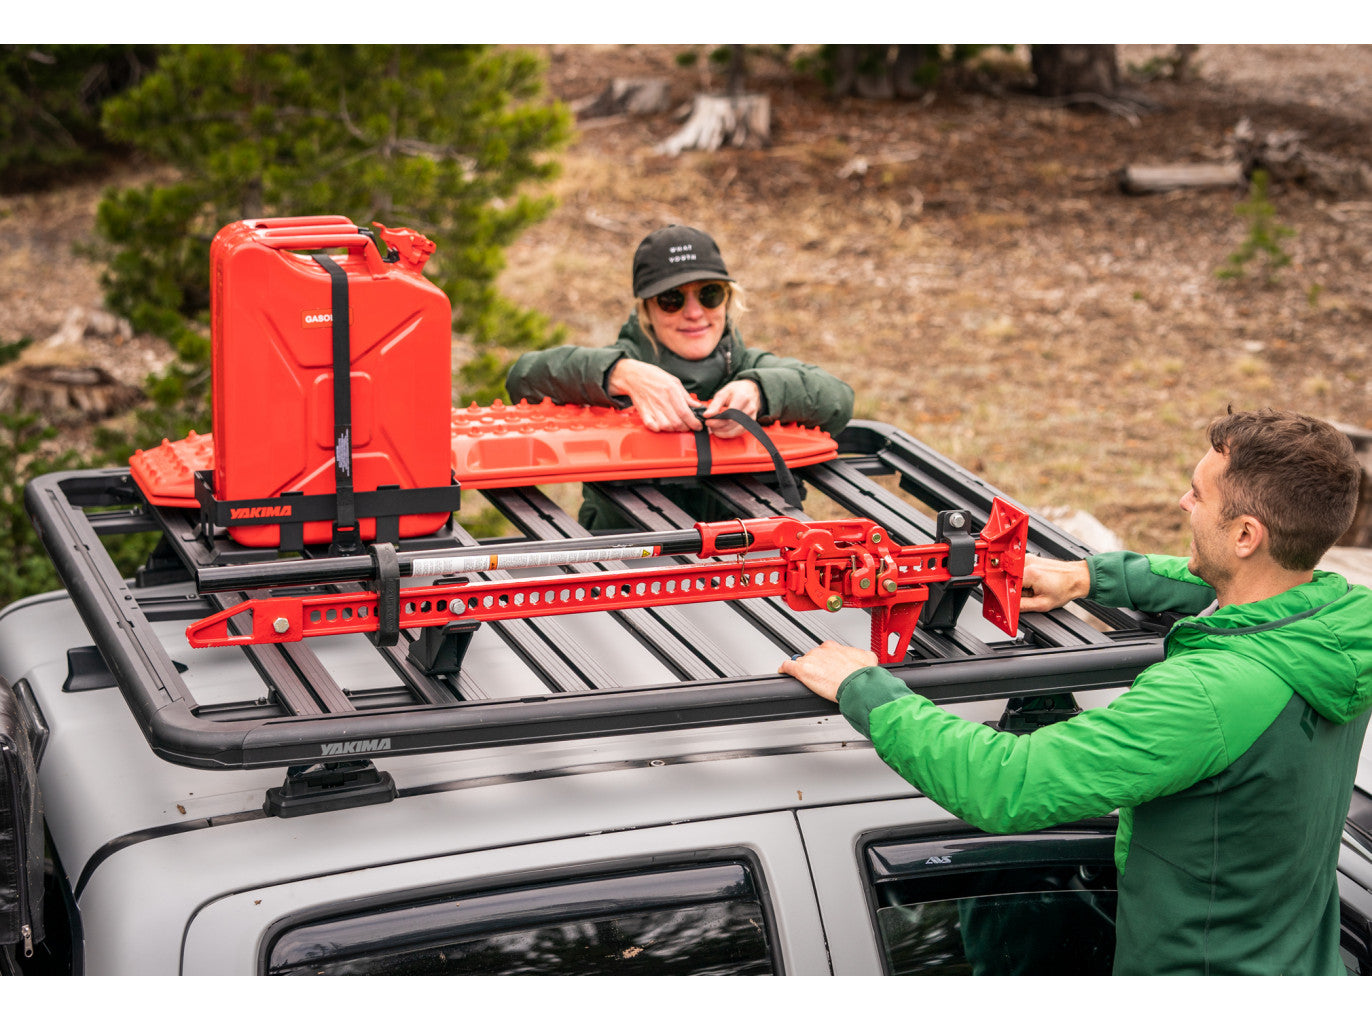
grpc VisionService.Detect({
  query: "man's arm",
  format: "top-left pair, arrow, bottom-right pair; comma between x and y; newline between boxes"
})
782,643 -> 1283,835
1021,552 -> 1217,617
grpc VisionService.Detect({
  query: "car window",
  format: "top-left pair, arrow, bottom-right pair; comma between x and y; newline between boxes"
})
865,829 -> 1118,976
1341,905 -> 1372,976
264,861 -> 774,975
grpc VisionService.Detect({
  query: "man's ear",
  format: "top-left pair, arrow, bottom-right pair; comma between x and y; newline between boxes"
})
1231,515 -> 1267,560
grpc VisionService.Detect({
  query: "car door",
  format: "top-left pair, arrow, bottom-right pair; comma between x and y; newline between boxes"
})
799,798 -> 1118,976
180,812 -> 830,975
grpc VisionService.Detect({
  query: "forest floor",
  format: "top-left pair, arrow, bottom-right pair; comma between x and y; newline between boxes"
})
2,44 -> 1371,554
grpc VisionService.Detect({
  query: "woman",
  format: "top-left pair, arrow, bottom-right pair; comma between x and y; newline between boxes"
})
505,224 -> 854,529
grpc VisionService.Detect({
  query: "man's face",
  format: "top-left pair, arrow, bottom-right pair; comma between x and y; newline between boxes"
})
643,281 -> 728,361
1179,447 -> 1236,586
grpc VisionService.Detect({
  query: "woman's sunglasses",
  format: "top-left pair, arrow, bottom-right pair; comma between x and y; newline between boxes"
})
653,282 -> 730,314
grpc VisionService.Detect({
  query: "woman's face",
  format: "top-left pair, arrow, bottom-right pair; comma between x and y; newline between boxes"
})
643,280 -> 729,361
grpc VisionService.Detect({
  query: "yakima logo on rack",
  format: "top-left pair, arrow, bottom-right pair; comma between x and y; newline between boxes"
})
321,738 -> 392,756
229,505 -> 293,520
302,309 -> 353,328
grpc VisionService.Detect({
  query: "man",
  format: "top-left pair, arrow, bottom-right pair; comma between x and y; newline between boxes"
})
781,408 -> 1372,975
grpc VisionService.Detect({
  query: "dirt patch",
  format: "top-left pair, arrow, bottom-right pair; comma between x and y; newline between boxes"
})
2,44 -> 1370,553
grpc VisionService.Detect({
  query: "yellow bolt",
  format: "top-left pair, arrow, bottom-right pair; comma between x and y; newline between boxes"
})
859,577 -> 872,590
883,578 -> 898,593
870,530 -> 884,544
826,595 -> 843,612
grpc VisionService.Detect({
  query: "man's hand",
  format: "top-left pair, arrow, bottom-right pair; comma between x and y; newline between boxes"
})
702,380 -> 762,438
1021,554 -> 1091,613
778,641 -> 877,702
607,359 -> 704,432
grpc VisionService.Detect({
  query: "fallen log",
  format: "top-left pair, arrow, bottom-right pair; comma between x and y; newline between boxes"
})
1118,162 -> 1246,194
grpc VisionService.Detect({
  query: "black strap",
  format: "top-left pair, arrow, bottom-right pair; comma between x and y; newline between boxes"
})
311,254 -> 361,555
693,408 -> 804,510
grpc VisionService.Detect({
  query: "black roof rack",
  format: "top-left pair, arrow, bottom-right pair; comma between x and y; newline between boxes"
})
24,420 -> 1165,771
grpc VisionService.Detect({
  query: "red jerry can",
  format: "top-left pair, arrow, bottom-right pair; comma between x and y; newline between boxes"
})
210,216 -> 454,548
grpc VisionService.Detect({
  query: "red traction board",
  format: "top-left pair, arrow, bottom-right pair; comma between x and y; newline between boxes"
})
131,401 -> 838,512
449,399 -> 838,488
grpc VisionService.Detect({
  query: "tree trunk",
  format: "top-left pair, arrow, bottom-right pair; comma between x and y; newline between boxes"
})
1031,45 -> 1120,97
828,45 -> 932,99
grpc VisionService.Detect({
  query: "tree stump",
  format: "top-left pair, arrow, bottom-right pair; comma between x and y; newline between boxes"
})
0,362 -> 143,423
656,94 -> 771,156
0,306 -> 151,423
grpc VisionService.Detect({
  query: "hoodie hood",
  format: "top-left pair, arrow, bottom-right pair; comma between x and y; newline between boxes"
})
1166,571 -> 1372,723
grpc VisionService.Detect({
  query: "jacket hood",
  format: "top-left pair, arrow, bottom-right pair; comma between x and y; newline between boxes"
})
1166,572 -> 1372,723
617,314 -> 741,401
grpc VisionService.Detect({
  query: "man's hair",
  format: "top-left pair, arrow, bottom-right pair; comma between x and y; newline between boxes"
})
1207,407 -> 1362,570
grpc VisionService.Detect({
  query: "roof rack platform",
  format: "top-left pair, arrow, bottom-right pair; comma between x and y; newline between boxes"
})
25,421 -> 1166,771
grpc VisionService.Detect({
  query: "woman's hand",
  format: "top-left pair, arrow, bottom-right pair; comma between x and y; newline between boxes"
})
607,359 -> 704,431
702,380 -> 762,438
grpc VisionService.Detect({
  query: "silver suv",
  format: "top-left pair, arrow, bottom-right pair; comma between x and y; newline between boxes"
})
3,421 -> 1370,975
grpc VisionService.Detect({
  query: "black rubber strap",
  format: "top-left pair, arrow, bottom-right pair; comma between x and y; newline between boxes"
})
694,408 -> 804,510
311,254 -> 360,554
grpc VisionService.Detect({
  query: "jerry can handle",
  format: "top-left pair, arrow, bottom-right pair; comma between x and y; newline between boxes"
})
248,214 -> 354,230
257,231 -> 387,275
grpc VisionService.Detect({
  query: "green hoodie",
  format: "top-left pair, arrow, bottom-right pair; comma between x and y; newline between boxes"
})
837,552 -> 1372,975
505,314 -> 854,529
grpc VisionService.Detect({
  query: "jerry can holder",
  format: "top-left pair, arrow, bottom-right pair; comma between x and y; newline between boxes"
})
193,471 -> 462,555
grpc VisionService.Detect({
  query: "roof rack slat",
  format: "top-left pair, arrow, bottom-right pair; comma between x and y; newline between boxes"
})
487,486 -> 747,679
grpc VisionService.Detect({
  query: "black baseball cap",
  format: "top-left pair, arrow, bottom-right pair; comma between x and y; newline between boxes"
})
632,225 -> 734,298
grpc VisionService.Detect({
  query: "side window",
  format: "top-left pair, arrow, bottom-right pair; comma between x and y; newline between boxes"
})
264,861 -> 775,975
865,828 -> 1118,976
1340,905 -> 1372,976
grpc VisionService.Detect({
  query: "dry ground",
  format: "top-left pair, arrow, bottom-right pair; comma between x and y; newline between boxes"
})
498,44 -> 1372,553
2,44 -> 1370,555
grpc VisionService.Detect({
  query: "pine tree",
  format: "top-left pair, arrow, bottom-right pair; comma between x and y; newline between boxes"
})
95,44 -> 572,451
0,44 -> 156,190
